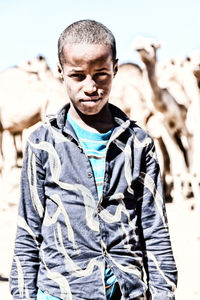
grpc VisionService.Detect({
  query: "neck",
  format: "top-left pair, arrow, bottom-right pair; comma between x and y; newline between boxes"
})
145,60 -> 160,93
143,59 -> 165,110
68,103 -> 114,133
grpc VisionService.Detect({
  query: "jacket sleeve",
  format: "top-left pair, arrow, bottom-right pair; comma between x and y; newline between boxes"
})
138,139 -> 177,300
9,141 -> 46,300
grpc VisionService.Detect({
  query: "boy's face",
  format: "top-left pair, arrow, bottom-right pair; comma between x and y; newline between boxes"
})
58,43 -> 118,116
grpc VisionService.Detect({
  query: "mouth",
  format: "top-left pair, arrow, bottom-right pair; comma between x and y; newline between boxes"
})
80,97 -> 101,102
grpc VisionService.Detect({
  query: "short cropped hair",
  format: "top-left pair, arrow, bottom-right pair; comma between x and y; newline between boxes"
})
58,19 -> 117,66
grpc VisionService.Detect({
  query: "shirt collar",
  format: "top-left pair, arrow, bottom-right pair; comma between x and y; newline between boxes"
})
49,103 -> 134,135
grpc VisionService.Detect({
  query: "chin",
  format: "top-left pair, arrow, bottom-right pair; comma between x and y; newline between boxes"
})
82,109 -> 101,116
80,104 -> 106,116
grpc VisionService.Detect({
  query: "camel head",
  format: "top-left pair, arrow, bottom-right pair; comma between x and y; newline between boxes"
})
132,36 -> 161,65
184,50 -> 200,82
18,55 -> 51,77
156,57 -> 182,86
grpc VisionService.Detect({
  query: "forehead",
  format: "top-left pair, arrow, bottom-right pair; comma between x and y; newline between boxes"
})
62,43 -> 113,67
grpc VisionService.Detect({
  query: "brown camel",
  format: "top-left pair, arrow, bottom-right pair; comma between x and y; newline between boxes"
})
132,36 -> 192,201
110,62 -> 174,201
110,62 -> 151,128
180,52 -> 200,206
0,55 -> 67,169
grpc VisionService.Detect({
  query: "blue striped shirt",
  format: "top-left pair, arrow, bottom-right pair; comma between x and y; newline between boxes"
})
67,114 -> 113,200
67,114 -> 117,299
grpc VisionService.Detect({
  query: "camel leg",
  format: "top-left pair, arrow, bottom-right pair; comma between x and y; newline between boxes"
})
161,125 -> 190,203
174,131 -> 189,168
0,131 -> 3,174
0,116 -> 4,174
146,116 -> 175,202
190,134 -> 200,210
157,137 -> 173,202
0,131 -> 19,208
13,133 -> 23,168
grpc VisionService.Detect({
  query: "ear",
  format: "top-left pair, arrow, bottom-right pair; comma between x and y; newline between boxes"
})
57,62 -> 64,80
113,59 -> 118,77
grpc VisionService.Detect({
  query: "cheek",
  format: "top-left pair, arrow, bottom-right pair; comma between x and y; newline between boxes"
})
66,85 -> 73,96
103,82 -> 113,97
64,80 -> 76,97
100,78 -> 113,93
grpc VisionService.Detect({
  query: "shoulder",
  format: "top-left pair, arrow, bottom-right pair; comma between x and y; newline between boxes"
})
130,121 -> 154,149
25,115 -> 61,155
27,122 -> 52,143
110,103 -> 155,150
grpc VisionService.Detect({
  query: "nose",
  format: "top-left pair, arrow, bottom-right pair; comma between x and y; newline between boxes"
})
83,76 -> 97,94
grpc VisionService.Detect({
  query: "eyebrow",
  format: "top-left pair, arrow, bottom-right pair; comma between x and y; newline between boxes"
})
69,67 -> 109,73
95,67 -> 109,71
70,69 -> 83,72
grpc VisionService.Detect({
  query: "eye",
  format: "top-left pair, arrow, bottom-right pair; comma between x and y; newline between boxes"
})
94,72 -> 108,80
70,74 -> 85,80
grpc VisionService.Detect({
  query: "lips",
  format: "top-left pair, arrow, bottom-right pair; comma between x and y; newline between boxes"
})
81,97 -> 100,102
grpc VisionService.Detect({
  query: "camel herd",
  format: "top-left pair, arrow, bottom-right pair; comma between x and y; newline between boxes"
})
0,55 -> 68,169
110,36 -> 200,207
0,38 -> 200,208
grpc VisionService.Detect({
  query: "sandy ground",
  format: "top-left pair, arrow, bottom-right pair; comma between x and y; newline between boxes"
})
0,172 -> 200,299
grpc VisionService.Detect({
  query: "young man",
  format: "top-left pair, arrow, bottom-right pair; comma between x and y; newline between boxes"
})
10,20 -> 177,300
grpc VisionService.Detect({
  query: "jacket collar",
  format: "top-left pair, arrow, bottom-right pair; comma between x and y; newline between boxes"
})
54,102 -> 131,125
48,103 -> 134,142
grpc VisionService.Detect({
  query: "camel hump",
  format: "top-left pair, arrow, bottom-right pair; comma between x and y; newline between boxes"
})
119,62 -> 143,74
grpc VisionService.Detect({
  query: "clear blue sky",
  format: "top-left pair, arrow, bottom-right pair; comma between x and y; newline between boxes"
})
1,0 -> 200,71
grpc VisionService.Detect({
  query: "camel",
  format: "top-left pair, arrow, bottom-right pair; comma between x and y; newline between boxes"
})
184,50 -> 200,85
0,55 -> 69,209
156,58 -> 191,107
109,62 -> 175,201
159,51 -> 200,205
132,37 -> 188,138
145,49 -> 200,206
179,52 -> 200,207
132,36 -> 193,202
110,62 -> 151,128
0,55 -> 68,170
